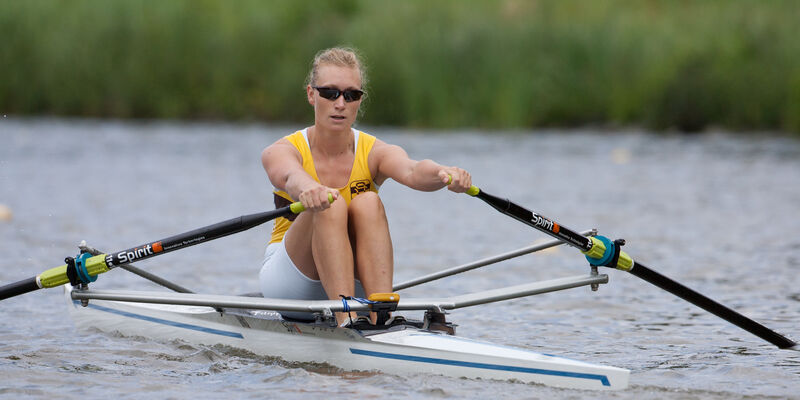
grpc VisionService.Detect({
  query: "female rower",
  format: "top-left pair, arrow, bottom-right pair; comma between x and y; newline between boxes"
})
259,47 -> 471,326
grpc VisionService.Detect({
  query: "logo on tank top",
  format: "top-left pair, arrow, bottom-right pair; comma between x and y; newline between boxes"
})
350,180 -> 371,196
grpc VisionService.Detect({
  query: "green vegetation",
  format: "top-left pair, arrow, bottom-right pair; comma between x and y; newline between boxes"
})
1,0 -> 799,133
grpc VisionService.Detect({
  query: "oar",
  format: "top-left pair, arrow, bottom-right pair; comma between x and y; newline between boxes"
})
0,201 -> 308,301
466,186 -> 796,349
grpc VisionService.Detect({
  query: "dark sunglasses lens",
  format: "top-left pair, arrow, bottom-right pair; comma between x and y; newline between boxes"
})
343,90 -> 363,102
315,87 -> 363,102
316,88 -> 341,100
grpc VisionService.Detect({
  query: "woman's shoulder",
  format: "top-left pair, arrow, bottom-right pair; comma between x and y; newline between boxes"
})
366,134 -> 408,160
284,128 -> 307,140
263,129 -> 307,156
278,129 -> 310,150
354,128 -> 377,140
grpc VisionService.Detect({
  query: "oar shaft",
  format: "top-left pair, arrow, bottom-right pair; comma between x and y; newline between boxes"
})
630,262 -> 796,349
473,189 -> 592,251
0,202 -> 305,301
104,206 -> 294,269
0,277 -> 39,301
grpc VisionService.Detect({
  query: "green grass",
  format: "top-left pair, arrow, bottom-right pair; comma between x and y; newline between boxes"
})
1,0 -> 798,133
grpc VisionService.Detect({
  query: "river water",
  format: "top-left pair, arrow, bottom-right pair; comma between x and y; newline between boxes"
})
1,118 -> 798,399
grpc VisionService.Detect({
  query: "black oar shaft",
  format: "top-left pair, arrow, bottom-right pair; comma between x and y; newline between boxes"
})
0,204 -> 300,302
104,207 -> 293,269
475,190 -> 591,250
630,262 -> 796,349
0,277 -> 39,301
470,186 -> 796,349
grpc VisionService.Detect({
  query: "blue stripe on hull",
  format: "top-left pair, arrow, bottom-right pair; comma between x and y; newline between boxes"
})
349,348 -> 610,386
73,300 -> 244,339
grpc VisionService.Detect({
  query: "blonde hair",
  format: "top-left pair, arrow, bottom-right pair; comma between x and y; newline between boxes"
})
306,47 -> 367,89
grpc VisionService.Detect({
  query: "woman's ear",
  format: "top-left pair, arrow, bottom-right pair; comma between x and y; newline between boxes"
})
306,85 -> 315,106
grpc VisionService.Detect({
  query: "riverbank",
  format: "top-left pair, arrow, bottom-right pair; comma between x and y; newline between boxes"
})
1,1 -> 798,134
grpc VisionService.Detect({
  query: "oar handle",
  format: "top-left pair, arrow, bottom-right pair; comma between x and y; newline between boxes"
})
290,201 -> 306,213
287,193 -> 334,214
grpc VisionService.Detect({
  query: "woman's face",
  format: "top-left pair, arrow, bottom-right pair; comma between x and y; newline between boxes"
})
307,64 -> 363,132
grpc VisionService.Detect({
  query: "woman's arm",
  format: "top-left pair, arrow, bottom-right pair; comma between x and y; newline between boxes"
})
261,139 -> 339,210
370,140 -> 471,193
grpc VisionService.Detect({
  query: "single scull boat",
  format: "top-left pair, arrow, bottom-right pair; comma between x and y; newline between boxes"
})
1,186 -> 794,391
64,271 -> 630,390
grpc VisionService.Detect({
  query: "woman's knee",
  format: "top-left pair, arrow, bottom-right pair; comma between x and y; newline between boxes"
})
348,192 -> 385,219
314,196 -> 349,223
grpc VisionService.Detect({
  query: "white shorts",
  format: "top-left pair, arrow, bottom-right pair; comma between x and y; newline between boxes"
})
259,242 -> 365,321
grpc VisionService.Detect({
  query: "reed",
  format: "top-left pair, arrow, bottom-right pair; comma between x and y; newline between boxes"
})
1,0 -> 798,133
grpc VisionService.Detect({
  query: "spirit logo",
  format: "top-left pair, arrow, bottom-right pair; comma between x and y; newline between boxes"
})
532,214 -> 560,233
107,242 -> 163,265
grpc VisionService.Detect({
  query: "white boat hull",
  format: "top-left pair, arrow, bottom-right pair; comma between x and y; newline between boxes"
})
65,285 -> 629,390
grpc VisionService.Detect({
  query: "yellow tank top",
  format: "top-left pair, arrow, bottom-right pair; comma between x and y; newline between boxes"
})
269,128 -> 379,244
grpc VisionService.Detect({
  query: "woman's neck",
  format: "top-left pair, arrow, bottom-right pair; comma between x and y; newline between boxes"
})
308,125 -> 353,156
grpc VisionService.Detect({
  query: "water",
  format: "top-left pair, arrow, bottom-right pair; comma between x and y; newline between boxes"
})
1,118 -> 799,399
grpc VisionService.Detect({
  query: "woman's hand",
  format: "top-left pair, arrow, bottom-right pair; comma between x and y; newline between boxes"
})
438,167 -> 472,193
297,183 -> 339,211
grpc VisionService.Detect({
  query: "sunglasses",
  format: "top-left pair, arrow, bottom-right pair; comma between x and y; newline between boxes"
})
312,86 -> 365,102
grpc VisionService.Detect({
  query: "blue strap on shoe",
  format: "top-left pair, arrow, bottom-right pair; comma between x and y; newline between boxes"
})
339,295 -> 377,313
